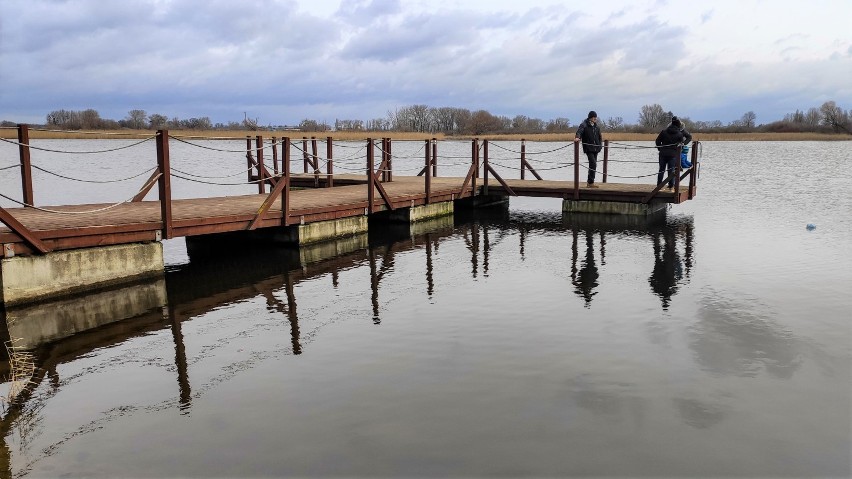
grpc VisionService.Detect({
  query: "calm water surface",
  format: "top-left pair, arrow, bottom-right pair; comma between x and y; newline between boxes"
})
0,139 -> 850,478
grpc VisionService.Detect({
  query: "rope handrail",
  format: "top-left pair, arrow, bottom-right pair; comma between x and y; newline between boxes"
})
489,142 -> 573,155
171,135 -> 279,154
0,135 -> 156,154
30,165 -> 157,184
607,140 -> 683,149
0,173 -> 162,214
487,161 -> 573,172
0,164 -> 20,172
27,127 -> 156,137
171,164 -> 257,180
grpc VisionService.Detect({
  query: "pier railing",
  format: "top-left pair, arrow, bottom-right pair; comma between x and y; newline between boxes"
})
1,124 -> 699,256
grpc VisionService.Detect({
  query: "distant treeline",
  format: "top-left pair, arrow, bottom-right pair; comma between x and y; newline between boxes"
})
3,100 -> 849,135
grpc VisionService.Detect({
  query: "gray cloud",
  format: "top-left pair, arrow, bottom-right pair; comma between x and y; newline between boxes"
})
0,0 -> 849,126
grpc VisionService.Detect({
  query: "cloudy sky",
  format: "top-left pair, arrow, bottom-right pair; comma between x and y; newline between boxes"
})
1,0 -> 850,127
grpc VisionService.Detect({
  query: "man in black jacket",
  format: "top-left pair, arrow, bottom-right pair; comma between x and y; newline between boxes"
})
655,116 -> 692,190
574,111 -> 603,188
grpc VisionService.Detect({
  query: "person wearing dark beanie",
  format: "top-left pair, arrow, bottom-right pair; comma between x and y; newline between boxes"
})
655,115 -> 693,191
574,110 -> 603,188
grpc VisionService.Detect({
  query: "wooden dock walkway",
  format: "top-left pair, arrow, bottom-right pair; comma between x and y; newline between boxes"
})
0,176 -> 689,257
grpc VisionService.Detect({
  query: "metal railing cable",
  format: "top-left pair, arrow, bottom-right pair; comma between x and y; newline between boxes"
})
0,164 -> 20,172
0,135 -> 156,153
0,173 -> 162,214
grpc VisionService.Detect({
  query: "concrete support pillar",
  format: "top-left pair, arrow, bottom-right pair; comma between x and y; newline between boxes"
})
379,201 -> 454,224
562,200 -> 668,216
1,242 -> 164,307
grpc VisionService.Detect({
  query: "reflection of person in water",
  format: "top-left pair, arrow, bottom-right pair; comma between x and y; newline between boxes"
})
573,230 -> 599,307
649,226 -> 683,310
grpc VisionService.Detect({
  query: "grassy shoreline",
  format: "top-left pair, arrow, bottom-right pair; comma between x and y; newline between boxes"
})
0,127 -> 849,141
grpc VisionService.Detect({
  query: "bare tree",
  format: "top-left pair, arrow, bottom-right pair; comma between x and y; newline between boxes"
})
148,113 -> 168,129
409,104 -> 432,132
243,112 -> 259,131
467,110 -> 501,135
804,107 -> 821,127
125,110 -> 147,129
545,117 -> 571,132
638,104 -> 668,130
603,116 -> 624,131
740,111 -> 757,129
79,109 -> 102,129
820,101 -> 850,133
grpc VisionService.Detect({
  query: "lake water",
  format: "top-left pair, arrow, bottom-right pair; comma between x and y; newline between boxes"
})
0,139 -> 850,478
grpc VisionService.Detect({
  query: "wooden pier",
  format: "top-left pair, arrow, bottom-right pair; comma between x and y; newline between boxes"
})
1,125 -> 699,305
1,126 -> 699,258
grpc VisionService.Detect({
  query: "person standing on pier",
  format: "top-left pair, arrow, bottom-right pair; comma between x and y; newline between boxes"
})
574,111 -> 603,188
655,116 -> 691,191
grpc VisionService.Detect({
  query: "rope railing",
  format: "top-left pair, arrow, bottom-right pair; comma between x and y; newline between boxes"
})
489,142 -> 573,155
0,135 -> 156,154
30,164 -> 157,184
27,127 -> 156,137
171,164 -> 257,180
0,173 -> 162,214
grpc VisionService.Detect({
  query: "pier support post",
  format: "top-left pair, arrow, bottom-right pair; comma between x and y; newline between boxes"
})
562,200 -> 668,216
1,242 -> 164,307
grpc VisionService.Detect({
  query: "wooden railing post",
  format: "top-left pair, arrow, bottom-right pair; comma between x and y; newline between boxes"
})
17,124 -> 34,206
157,130 -> 173,239
302,137 -> 309,173
282,137 -> 291,225
689,140 -> 699,199
271,136 -> 279,175
245,137 -> 254,182
573,140 -> 580,200
367,139 -> 374,214
674,145 -> 682,203
520,139 -> 526,180
381,138 -> 388,182
256,135 -> 265,194
602,139 -> 609,183
474,138 -> 480,179
326,136 -> 334,188
387,138 -> 393,182
472,138 -> 479,192
483,140 -> 489,195
431,138 -> 437,177
311,137 -> 319,187
425,139 -> 431,204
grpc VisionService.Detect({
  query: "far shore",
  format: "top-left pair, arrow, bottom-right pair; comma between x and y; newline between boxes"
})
0,128 -> 849,142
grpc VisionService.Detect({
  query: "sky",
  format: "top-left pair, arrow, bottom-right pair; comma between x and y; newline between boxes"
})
1,0 -> 850,127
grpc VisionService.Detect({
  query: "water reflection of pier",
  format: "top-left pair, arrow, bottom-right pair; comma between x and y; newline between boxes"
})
0,206 -> 697,475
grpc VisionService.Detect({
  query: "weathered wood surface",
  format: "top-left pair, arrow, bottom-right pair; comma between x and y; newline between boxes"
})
0,175 -> 690,256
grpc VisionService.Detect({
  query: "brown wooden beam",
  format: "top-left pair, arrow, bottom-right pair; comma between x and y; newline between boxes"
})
132,170 -> 162,202
157,130 -> 173,239
0,206 -> 49,254
247,166 -> 290,230
485,164 -> 517,196
17,124 -> 34,206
